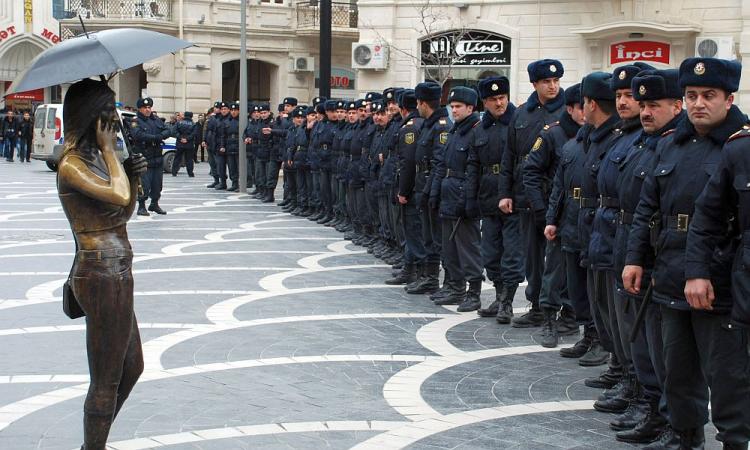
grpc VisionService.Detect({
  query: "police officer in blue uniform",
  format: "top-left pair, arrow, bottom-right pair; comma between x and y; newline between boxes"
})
499,59 -> 566,328
369,101 -> 391,259
173,111 -> 198,177
431,87 -> 484,311
359,94 -> 381,246
349,100 -> 371,243
611,70 -> 685,446
203,101 -> 223,188
473,77 -> 524,320
245,105 -> 261,195
382,89 -> 406,267
625,57 -> 750,450
131,97 -> 170,216
406,82 -> 450,295
218,102 -> 241,191
307,98 -> 326,218
524,82 -> 584,345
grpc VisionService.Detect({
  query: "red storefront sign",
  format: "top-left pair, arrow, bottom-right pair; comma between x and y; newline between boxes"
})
3,81 -> 44,101
610,41 -> 670,65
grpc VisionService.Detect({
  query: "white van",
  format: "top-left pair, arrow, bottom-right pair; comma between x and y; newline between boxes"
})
32,104 -> 176,172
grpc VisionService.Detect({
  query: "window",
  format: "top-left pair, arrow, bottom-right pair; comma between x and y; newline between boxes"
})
46,108 -> 57,129
34,108 -> 46,129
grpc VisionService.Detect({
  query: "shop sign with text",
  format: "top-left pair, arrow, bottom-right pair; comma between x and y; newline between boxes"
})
610,41 -> 670,65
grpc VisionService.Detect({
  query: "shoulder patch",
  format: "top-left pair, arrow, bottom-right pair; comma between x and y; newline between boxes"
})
406,119 -> 414,126
404,132 -> 415,145
727,125 -> 750,142
131,121 -> 138,128
531,136 -> 543,152
439,131 -> 448,145
438,119 -> 447,125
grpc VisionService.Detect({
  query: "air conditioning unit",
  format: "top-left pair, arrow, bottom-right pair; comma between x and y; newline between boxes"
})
695,36 -> 735,60
290,56 -> 315,72
351,43 -> 389,70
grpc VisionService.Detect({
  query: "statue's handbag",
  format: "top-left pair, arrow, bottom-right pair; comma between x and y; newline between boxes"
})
63,237 -> 85,319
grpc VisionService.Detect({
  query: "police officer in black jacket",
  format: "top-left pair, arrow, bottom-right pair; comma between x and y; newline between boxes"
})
203,101 -> 222,188
499,59 -> 566,328
131,97 -> 170,216
173,111 -> 198,177
523,83 -> 583,346
625,58 -> 749,450
612,70 -> 685,446
218,103 -> 241,191
316,101 -> 338,223
431,87 -> 483,311
473,77 -> 524,321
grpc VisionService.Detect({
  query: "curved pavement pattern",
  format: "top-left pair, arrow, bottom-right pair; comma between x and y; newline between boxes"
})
0,163 -> 720,449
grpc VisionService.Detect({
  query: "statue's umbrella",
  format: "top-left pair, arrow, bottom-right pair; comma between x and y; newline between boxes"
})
6,28 -> 192,95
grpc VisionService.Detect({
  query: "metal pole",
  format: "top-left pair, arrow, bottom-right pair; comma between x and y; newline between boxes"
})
238,0 -> 248,192
319,0 -> 332,98
179,0 -> 186,111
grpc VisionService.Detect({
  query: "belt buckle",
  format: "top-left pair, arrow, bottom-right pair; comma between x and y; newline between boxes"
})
572,188 -> 581,200
677,214 -> 689,232
491,164 -> 500,175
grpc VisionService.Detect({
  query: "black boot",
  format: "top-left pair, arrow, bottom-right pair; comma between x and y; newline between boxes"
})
511,304 -> 544,328
556,307 -> 579,335
643,424 -> 680,450
430,276 -> 454,302
594,375 -> 637,414
407,262 -> 440,294
215,179 -> 227,190
262,191 -> 275,203
404,263 -> 424,291
578,337 -> 610,367
677,427 -> 705,450
434,281 -> 466,305
610,393 -> 649,431
148,202 -> 167,215
539,308 -> 559,348
206,178 -> 219,188
227,182 -> 239,192
723,443 -> 749,450
478,282 -> 504,317
560,324 -> 594,358
137,200 -> 149,216
616,396 -> 667,443
457,280 -> 482,312
385,264 -> 417,285
495,283 -> 518,324
584,365 -> 621,389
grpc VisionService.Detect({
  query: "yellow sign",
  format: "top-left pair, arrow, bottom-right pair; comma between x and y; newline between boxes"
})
24,0 -> 33,28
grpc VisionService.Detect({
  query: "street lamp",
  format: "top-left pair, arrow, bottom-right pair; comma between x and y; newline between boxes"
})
239,0 -> 248,192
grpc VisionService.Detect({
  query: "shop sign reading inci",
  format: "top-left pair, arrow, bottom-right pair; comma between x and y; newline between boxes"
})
610,41 -> 670,65
420,30 -> 511,67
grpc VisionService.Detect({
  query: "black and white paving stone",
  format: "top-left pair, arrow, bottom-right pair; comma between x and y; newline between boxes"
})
0,161 -> 722,449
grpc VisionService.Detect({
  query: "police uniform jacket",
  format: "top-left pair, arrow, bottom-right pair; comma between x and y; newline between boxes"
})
341,121 -> 358,183
243,119 -> 260,158
499,90 -> 566,208
331,121 -> 347,178
175,118 -> 198,150
396,111 -> 424,200
688,123 -> 750,326
627,105 -> 746,312
307,120 -> 323,171
368,124 -> 387,189
381,115 -> 403,190
254,118 -> 275,161
315,119 -> 335,171
432,112 -> 481,220
359,118 -> 377,186
547,125 -> 592,253
613,112 -> 685,295
288,124 -> 309,169
577,114 -> 620,266
268,118 -> 289,163
131,111 -> 170,166
523,110 -> 579,218
280,123 -> 297,169
412,108 -> 450,210
206,114 -> 225,153
349,120 -> 369,188
219,116 -> 241,154
589,118 -> 642,271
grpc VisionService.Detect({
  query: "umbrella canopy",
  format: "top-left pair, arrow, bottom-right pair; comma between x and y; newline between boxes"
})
6,28 -> 192,95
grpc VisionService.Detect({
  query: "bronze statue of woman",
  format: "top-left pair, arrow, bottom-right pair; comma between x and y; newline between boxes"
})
57,78 -> 148,450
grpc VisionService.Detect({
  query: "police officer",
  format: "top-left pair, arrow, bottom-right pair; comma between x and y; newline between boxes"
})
407,82 -> 450,295
219,102 -> 241,191
473,77 -> 524,321
389,90 -> 425,285
317,101 -> 339,224
245,105 -> 261,194
173,111 -> 198,177
300,106 -> 318,216
203,101 -> 222,188
277,98 -> 297,206
369,101 -> 391,259
286,106 -> 309,214
359,94 -> 381,246
253,104 -> 273,200
432,87 -> 483,311
340,101 -> 360,234
349,100 -> 371,243
211,102 -> 231,190
499,59 -> 566,328
307,97 -> 326,218
382,89 -> 406,268
131,97 -> 170,216
611,70 -> 685,445
625,58 -> 749,449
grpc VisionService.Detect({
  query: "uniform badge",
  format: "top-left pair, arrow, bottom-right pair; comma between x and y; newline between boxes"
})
694,62 -> 706,75
439,132 -> 448,144
405,132 -> 415,144
491,83 -> 498,91
618,70 -> 627,80
639,85 -> 647,96
131,121 -> 138,128
550,65 -> 557,73
531,136 -> 543,151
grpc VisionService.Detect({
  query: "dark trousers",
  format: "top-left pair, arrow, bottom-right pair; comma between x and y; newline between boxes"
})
172,147 -> 194,176
214,152 -> 228,182
255,159 -> 268,191
337,180 -> 347,217
227,153 -> 238,184
481,214 -> 526,285
377,194 -> 391,240
296,168 -> 311,208
320,169 -> 332,212
661,306 -> 750,444
421,204 -> 441,265
403,202 -> 426,265
365,181 -> 379,231
614,290 -> 636,378
207,149 -> 217,180
587,270 -> 620,359
388,187 -> 404,246
247,154 -> 255,187
139,164 -> 163,203
3,137 -> 16,160
563,250 -> 592,325
441,217 -> 483,284
310,171 -> 321,209
330,172 -> 339,214
520,209 -> 545,307
286,168 -> 298,205
266,160 -> 281,190
539,237 -> 571,312
18,138 -> 31,161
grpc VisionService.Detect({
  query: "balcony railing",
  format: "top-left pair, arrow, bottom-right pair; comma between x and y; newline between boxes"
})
296,1 -> 358,29
60,0 -> 172,22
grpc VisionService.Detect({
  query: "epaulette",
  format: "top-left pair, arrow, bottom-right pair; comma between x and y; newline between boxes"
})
406,119 -> 414,125
661,129 -> 675,137
438,119 -> 448,125
544,121 -> 560,131
472,120 -> 481,128
728,124 -> 750,142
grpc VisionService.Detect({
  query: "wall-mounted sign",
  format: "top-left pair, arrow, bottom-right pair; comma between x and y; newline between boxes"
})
24,0 -> 33,28
610,41 -> 670,65
420,30 -> 511,67
315,67 -> 356,90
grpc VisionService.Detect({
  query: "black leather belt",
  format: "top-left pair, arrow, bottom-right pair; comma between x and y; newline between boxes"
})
599,196 -> 619,208
665,214 -> 690,232
445,168 -> 466,179
569,187 -> 581,200
579,197 -> 597,208
619,210 -> 634,225
322,144 -> 329,150
482,163 -> 501,175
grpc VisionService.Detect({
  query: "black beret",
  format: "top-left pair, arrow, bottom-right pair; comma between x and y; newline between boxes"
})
315,103 -> 326,114
184,111 -> 193,119
229,103 -> 239,110
336,100 -> 346,110
582,72 -> 616,101
218,101 -> 228,108
611,63 -> 654,90
383,87 -> 398,102
447,86 -> 478,106
477,76 -> 510,99
371,101 -> 385,113
136,97 -> 154,108
365,92 -> 383,102
258,103 -> 270,112
355,99 -> 366,109
283,97 -> 298,106
678,57 -> 742,93
312,96 -> 326,106
277,103 -> 284,112
527,59 -> 564,82
346,101 -> 357,111
324,100 -> 338,111
398,89 -> 417,109
213,101 -> 222,108
306,106 -> 317,116
415,82 -> 442,101
292,107 -> 306,118
632,69 -> 682,101
564,83 -> 581,105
